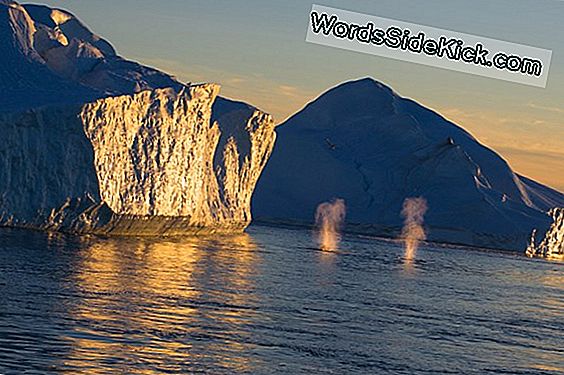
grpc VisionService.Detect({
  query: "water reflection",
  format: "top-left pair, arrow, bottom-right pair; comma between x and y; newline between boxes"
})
1,226 -> 563,374
534,268 -> 564,373
63,233 -> 262,374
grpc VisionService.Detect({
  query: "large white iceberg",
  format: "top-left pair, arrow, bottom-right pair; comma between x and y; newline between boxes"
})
0,1 -> 276,234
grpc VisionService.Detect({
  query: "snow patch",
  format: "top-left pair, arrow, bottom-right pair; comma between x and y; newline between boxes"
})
50,9 -> 72,25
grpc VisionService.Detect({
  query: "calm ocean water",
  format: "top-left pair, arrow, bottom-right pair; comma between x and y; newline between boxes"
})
0,225 -> 562,374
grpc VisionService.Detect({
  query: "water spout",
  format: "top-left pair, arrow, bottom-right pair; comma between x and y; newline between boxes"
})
400,197 -> 428,263
315,199 -> 346,251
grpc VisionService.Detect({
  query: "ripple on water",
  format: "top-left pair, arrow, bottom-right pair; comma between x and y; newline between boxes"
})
0,225 -> 562,374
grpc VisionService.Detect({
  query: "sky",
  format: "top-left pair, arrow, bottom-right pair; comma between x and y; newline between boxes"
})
36,0 -> 564,191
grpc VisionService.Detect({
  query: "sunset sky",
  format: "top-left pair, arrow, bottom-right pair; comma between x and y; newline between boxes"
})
38,0 -> 564,191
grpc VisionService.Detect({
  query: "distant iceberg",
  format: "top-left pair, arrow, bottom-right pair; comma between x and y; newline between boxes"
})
526,208 -> 564,260
252,78 -> 564,252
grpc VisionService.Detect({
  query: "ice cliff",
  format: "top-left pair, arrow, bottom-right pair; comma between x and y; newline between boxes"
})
252,78 -> 564,252
0,1 -> 275,234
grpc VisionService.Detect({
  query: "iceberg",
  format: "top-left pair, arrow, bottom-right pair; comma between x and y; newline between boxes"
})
252,78 -> 564,251
526,208 -> 564,260
0,1 -> 276,234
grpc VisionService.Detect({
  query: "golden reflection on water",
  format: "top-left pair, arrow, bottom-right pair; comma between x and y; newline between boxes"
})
63,233 -> 261,374
402,251 -> 414,272
537,269 -> 564,340
401,243 -> 416,274
504,264 -> 564,373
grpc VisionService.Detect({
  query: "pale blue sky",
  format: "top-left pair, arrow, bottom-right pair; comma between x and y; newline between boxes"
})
35,0 -> 564,190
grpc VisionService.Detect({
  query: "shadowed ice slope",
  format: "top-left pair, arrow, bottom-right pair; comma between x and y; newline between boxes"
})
252,78 -> 564,251
0,0 -> 183,112
0,1 -> 99,110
